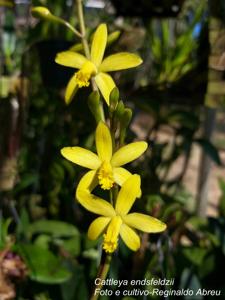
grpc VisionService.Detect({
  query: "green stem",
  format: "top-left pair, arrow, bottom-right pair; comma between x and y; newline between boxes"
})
119,128 -> 126,147
90,254 -> 112,300
109,190 -> 113,206
63,20 -> 82,38
110,118 -> 116,151
76,0 -> 90,59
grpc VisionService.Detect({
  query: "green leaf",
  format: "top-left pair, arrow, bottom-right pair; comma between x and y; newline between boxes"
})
146,194 -> 164,212
166,110 -> 199,130
182,247 -> 208,266
82,248 -> 99,260
180,269 -> 202,299
13,173 -> 39,194
16,208 -> 30,238
27,220 -> 79,239
187,216 -> 208,230
16,244 -> 71,284
195,138 -> 222,165
61,159 -> 76,179
50,162 -> 65,181
61,264 -> 88,300
34,234 -> 52,249
0,218 -> 12,249
198,253 -> 215,278
54,236 -> 80,257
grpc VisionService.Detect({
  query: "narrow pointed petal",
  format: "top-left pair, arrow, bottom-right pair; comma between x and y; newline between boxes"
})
95,72 -> 115,105
115,175 -> 141,215
113,168 -> 142,198
123,213 -> 167,233
113,167 -> 131,186
76,170 -> 98,193
91,24 -> 107,67
61,147 -> 101,169
76,189 -> 115,217
55,51 -> 87,68
120,224 -> 140,251
65,74 -> 79,104
88,216 -> 111,240
99,52 -> 143,72
96,122 -> 112,162
111,142 -> 148,167
76,171 -> 116,214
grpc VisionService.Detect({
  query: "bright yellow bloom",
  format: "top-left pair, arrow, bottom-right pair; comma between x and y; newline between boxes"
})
55,24 -> 143,104
61,122 -> 147,191
76,174 -> 166,253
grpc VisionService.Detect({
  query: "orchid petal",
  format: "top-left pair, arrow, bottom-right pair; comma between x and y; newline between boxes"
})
95,72 -> 115,105
76,170 -> 98,193
113,167 -> 141,197
65,74 -> 79,104
76,170 -> 116,217
120,224 -> 140,251
123,213 -> 167,233
61,147 -> 101,169
91,24 -> 107,67
113,167 -> 131,186
88,216 -> 111,240
95,122 -> 112,162
76,189 -> 115,217
99,52 -> 142,72
115,175 -> 141,215
111,142 -> 147,167
55,51 -> 87,69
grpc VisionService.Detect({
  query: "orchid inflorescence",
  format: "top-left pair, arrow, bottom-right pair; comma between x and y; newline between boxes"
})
32,4 -> 166,261
57,28 -> 167,251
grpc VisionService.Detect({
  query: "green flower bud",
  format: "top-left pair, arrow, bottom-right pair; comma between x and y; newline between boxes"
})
107,31 -> 121,46
88,91 -> 102,123
31,6 -> 81,37
121,108 -> 133,130
109,87 -> 119,113
31,7 -> 52,20
114,100 -> 124,121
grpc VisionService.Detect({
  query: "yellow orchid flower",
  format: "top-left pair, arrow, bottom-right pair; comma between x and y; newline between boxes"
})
61,122 -> 147,191
55,23 -> 143,104
76,174 -> 166,253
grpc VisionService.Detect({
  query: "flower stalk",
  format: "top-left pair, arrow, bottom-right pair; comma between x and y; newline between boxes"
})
90,254 -> 112,300
76,0 -> 90,59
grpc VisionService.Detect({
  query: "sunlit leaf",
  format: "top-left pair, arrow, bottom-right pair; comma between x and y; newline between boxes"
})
27,220 -> 80,238
16,244 -> 71,284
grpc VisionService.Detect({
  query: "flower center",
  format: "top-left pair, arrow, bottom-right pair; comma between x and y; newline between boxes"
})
98,161 -> 114,190
103,216 -> 122,253
75,61 -> 97,88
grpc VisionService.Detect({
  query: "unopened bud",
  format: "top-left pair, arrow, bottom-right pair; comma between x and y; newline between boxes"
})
31,6 -> 77,36
109,87 -> 119,112
107,31 -> 121,46
88,91 -> 102,123
121,108 -> 132,130
114,100 -> 124,121
31,7 -> 51,19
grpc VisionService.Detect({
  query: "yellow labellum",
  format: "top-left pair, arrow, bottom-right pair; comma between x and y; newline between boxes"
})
103,216 -> 122,253
74,61 -> 97,88
98,161 -> 114,190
